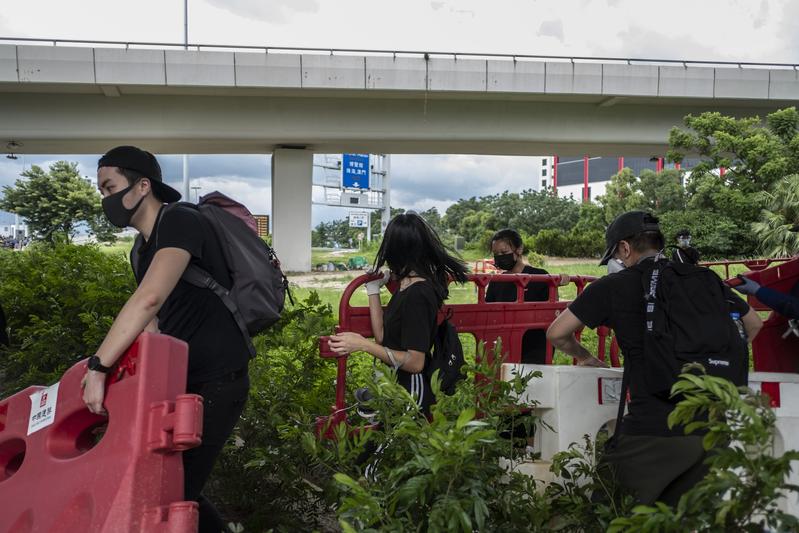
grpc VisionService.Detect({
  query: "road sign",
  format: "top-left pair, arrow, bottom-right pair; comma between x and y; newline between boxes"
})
342,153 -> 370,189
349,211 -> 369,228
253,214 -> 269,237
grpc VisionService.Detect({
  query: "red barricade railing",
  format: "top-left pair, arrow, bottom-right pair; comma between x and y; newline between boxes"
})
317,272 -> 613,435
702,257 -> 793,284
0,332 -> 203,533
727,257 -> 799,373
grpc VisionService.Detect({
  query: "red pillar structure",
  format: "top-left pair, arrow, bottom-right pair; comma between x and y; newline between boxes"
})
618,157 -> 624,172
583,155 -> 589,202
675,162 -> 681,170
656,157 -> 664,172
552,155 -> 559,194
720,166 -> 727,177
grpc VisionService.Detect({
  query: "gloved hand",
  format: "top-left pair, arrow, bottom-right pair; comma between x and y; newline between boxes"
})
734,275 -> 761,296
365,270 -> 390,296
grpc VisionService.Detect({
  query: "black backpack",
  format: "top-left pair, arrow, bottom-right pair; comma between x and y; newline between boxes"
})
131,193 -> 289,358
635,258 -> 749,398
425,315 -> 466,396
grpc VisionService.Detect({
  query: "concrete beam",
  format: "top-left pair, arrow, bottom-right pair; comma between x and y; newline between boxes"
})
235,52 -> 301,88
0,92 -> 781,157
95,48 -> 166,86
769,69 -> 799,100
715,67 -> 769,99
17,45 -> 95,83
658,66 -> 714,98
0,45 -> 16,82
271,148 -> 313,272
366,56 -> 426,90
302,54 -> 365,89
428,58 -> 486,91
165,50 -> 235,86
487,59 -> 545,93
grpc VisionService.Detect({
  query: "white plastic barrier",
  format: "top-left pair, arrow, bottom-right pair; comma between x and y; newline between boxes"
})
502,364 -> 624,461
749,371 -> 799,517
502,364 -> 799,516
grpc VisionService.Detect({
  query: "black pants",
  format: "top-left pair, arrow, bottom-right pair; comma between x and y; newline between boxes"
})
185,371 -> 249,533
599,433 -> 708,506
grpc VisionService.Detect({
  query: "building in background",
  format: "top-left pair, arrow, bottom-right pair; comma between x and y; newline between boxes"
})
539,156 -> 701,201
0,211 -> 27,239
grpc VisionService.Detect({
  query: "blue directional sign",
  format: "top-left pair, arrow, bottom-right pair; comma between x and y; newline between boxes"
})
342,153 -> 370,190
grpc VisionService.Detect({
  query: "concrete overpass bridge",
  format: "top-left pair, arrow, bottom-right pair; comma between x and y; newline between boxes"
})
1,37 -> 797,270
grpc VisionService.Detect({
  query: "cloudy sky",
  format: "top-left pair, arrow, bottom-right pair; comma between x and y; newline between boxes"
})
1,0 -> 796,227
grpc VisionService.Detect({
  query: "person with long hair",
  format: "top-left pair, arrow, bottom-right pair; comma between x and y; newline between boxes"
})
329,212 -> 467,412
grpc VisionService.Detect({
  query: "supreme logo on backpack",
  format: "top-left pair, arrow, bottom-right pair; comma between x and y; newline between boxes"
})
637,258 -> 748,397
425,312 -> 466,396
132,191 -> 290,358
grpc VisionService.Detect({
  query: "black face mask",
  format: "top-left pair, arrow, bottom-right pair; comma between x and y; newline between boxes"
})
493,252 -> 517,271
102,183 -> 145,228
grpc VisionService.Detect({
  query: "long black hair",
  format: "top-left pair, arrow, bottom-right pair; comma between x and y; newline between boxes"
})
374,212 -> 468,300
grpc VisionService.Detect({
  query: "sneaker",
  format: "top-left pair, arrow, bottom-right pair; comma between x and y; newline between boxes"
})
354,387 -> 377,420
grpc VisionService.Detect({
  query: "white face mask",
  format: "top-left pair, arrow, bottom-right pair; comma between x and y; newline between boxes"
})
607,258 -> 626,274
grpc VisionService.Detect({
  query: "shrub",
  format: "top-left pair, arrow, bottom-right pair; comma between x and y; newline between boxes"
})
206,291 -> 342,531
312,345 -> 552,532
0,244 -> 135,394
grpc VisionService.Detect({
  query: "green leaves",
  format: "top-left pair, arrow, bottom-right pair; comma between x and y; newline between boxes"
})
0,161 -> 116,244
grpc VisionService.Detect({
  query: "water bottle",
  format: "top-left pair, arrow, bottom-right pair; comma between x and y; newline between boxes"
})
730,312 -> 747,341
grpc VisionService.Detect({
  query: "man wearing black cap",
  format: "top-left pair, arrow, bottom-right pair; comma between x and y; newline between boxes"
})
82,146 -> 250,533
547,211 -> 762,506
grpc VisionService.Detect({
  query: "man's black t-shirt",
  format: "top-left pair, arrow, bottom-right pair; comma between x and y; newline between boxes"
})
381,280 -> 439,412
568,259 -> 750,436
133,204 -> 249,385
485,265 -> 549,364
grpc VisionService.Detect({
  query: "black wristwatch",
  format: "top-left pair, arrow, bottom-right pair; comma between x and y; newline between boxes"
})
87,355 -> 113,373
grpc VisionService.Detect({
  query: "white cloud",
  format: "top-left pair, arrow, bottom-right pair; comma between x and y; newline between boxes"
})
537,20 -> 564,43
204,0 -> 319,24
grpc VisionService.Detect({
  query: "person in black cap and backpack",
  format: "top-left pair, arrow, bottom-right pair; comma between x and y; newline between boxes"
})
81,146 -> 249,532
547,211 -> 762,506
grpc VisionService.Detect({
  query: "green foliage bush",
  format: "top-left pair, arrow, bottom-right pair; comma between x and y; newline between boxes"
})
207,291 -> 342,531
313,347 -> 550,532
608,368 -> 799,532
0,244 -> 135,394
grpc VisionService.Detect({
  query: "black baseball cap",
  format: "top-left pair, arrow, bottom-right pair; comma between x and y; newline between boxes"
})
599,211 -> 661,265
98,146 -> 181,203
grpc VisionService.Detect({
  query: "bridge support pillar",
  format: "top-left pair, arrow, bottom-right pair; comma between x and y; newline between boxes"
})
271,148 -> 313,272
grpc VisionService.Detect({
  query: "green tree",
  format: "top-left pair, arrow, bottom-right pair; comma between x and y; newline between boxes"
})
0,161 -> 116,244
599,168 -> 686,221
668,107 -> 799,194
752,174 -> 799,257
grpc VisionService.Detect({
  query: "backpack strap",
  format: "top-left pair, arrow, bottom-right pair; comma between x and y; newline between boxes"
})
180,266 -> 257,358
149,203 -> 257,359
611,360 -> 629,438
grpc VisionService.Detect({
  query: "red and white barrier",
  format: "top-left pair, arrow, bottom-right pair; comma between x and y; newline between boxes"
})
0,333 -> 203,533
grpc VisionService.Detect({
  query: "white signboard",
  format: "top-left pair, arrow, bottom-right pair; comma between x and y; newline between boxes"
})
349,212 -> 369,228
28,382 -> 59,435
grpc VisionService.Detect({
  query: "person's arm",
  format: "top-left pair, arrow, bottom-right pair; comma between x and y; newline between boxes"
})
83,247 -> 190,414
368,294 -> 384,344
546,309 -> 607,367
328,333 -> 426,373
741,307 -> 763,341
364,271 -> 389,343
756,286 -> 799,320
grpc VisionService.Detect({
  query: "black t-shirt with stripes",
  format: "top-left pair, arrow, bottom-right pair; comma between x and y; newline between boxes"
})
381,280 -> 439,412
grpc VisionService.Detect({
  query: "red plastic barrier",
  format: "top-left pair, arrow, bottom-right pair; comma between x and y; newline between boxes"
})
316,272 -> 604,435
702,257 -> 793,283
728,257 -> 799,373
0,333 -> 203,533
